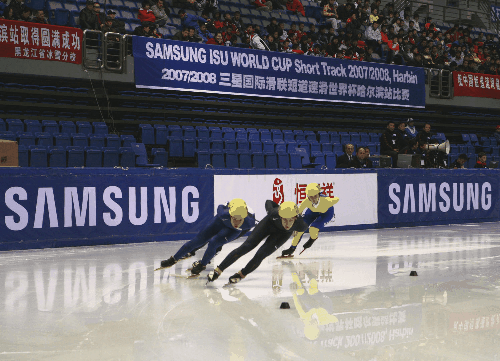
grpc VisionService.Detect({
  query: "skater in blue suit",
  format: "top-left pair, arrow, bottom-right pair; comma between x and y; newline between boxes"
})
159,199 -> 256,275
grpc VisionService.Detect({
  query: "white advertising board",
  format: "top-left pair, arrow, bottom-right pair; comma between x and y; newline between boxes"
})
214,174 -> 378,227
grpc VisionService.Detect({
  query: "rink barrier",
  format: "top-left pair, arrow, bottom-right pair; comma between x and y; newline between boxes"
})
0,168 -> 498,251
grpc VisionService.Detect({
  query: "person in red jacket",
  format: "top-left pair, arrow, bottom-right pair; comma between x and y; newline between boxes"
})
138,0 -> 156,23
286,0 -> 305,16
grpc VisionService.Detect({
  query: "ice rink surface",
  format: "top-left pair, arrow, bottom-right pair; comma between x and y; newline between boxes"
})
1,223 -> 500,361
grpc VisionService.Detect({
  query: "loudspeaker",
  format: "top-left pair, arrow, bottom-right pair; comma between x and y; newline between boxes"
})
426,140 -> 450,154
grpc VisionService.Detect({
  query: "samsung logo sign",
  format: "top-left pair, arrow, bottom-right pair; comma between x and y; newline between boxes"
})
3,186 -> 200,231
388,182 -> 492,215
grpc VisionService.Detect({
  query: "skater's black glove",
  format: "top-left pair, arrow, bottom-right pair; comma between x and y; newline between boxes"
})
281,246 -> 296,257
302,237 -> 317,250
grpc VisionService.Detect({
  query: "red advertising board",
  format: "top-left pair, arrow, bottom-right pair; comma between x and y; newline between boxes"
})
453,71 -> 500,99
0,19 -> 82,64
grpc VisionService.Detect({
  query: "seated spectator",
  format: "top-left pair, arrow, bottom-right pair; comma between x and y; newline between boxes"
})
401,139 -> 419,155
151,0 -> 170,28
474,152 -> 488,168
364,21 -> 382,54
80,0 -> 99,30
133,21 -> 156,37
405,118 -> 417,138
6,0 -> 23,19
494,125 -> 500,141
92,2 -> 106,28
179,9 -> 207,31
286,0 -> 305,16
138,1 -> 156,23
198,22 -> 213,43
337,143 -> 356,168
416,123 -> 434,146
233,11 -> 245,32
449,154 -> 468,169
107,10 -> 126,34
31,9 -> 49,24
352,147 -> 373,168
380,121 -> 399,168
254,0 -> 272,11
206,31 -> 225,45
188,26 -> 203,42
323,0 -> 340,29
172,27 -> 190,41
19,6 -> 32,21
395,121 -> 409,151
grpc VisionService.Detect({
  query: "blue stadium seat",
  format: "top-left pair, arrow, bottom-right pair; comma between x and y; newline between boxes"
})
238,150 -> 252,168
154,124 -> 167,145
168,125 -> 183,137
271,129 -> 283,141
42,120 -> 59,135
210,127 -> 222,140
260,129 -> 272,141
72,133 -> 88,147
250,140 -> 263,152
311,151 -> 325,169
321,143 -> 333,153
237,140 -> 249,151
283,130 -> 294,141
225,150 -> 239,168
29,146 -> 48,167
223,128 -> 235,140
0,131 -> 16,141
318,131 -> 329,143
252,151 -> 265,168
18,132 -> 35,147
119,147 -> 135,167
106,134 -> 121,149
18,145 -> 29,167
139,124 -> 154,145
262,140 -> 274,153
182,126 -> 196,139
152,148 -> 168,167
48,146 -> 66,167
197,139 -> 210,152
210,139 -> 223,151
60,120 -> 76,134
25,120 -> 42,134
6,119 -> 24,133
211,150 -> 225,168
77,121 -> 93,135
304,131 -> 316,142
168,137 -> 183,157
289,151 -> 302,169
35,132 -> 53,147
66,146 -> 84,167
0,119 -> 5,132
265,153 -> 278,168
54,133 -> 71,148
84,147 -> 102,167
330,133 -> 341,143
309,141 -> 321,153
196,126 -> 209,138
197,150 -> 210,168
277,152 -> 290,169
294,130 -> 305,141
296,147 -> 318,168
89,134 -> 105,148
224,140 -> 237,151
248,131 -> 260,141
93,122 -> 108,135
469,134 -> 479,145
121,135 -> 136,147
103,147 -> 119,167
236,130 -> 247,141
183,138 -> 196,157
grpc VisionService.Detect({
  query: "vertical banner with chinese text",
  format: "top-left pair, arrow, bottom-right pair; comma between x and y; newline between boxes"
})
0,20 -> 82,64
453,71 -> 500,99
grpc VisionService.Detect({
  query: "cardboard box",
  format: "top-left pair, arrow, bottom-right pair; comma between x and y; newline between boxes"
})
0,140 -> 19,167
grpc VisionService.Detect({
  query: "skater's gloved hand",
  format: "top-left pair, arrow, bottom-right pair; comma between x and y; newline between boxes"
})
303,237 -> 317,249
281,246 -> 296,257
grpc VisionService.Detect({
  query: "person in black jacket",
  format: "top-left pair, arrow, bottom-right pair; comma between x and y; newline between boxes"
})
207,200 -> 308,284
352,147 -> 373,168
336,143 -> 356,168
474,152 -> 488,168
79,0 -> 99,30
449,154 -> 468,169
380,121 -> 399,167
415,123 -> 434,146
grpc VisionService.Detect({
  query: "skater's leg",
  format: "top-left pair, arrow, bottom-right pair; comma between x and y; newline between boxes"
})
200,228 -> 240,266
173,218 -> 222,260
241,232 -> 291,276
218,221 -> 270,272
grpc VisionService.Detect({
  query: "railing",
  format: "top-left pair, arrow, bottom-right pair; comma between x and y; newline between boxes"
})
426,69 -> 453,99
83,30 -> 130,72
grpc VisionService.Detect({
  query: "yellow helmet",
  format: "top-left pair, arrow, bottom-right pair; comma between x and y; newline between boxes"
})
278,201 -> 299,218
228,198 -> 248,218
306,183 -> 322,197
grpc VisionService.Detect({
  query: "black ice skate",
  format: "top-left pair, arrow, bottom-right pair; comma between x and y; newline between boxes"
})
190,261 -> 207,275
207,267 -> 222,283
155,256 -> 177,271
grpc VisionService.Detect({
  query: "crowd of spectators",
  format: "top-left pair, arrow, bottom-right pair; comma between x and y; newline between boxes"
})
3,0 -> 499,71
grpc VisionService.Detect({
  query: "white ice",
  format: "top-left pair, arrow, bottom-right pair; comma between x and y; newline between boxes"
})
1,223 -> 500,361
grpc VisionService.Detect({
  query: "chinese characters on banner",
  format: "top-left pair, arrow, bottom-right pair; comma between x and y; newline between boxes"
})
0,20 -> 82,64
453,71 -> 500,99
294,182 -> 335,204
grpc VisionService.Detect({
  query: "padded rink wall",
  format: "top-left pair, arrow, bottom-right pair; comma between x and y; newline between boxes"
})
0,167 -> 499,251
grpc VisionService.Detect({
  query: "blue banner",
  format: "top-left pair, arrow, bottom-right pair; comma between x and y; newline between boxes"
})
133,37 -> 426,108
0,168 -> 214,250
377,169 -> 500,226
492,5 -> 500,22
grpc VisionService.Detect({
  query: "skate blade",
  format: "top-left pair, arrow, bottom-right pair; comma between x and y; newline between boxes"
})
276,255 -> 294,259
171,273 -> 203,279
154,267 -> 170,271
